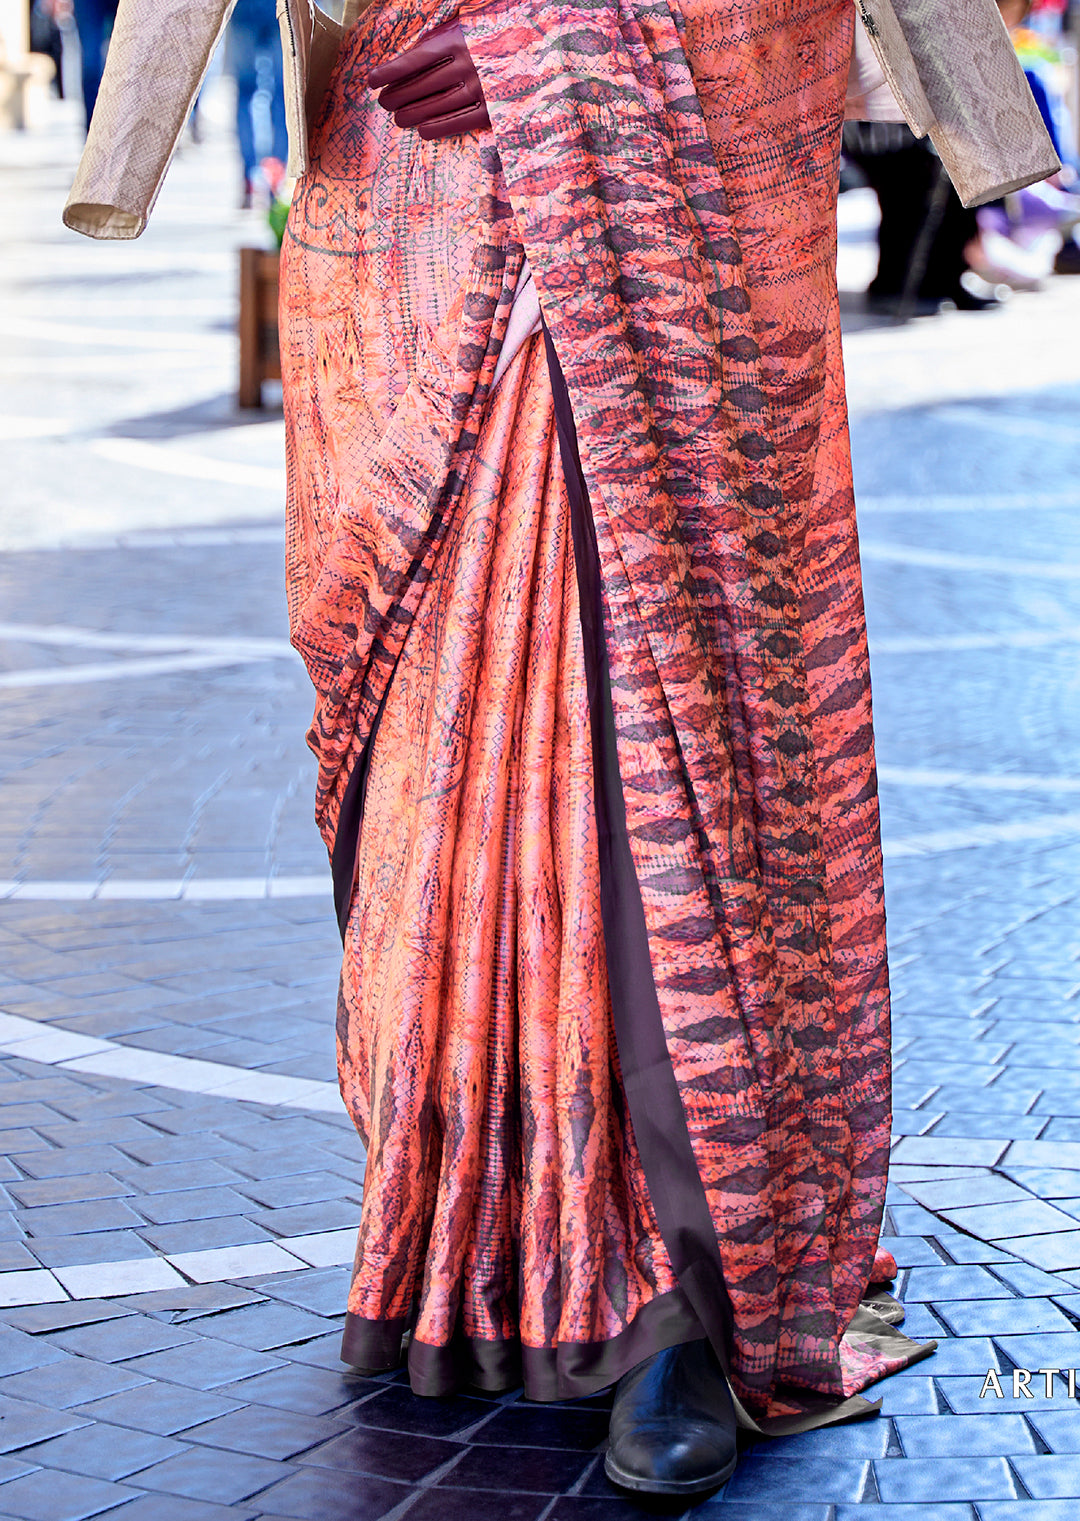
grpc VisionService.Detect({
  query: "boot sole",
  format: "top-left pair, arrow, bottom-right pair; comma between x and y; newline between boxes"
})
603,1447 -> 738,1496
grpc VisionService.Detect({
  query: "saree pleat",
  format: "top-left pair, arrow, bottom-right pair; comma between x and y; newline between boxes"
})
279,0 -> 933,1421
333,336 -> 698,1391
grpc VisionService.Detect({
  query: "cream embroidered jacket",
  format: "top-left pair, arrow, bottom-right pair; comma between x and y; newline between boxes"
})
63,0 -> 1058,240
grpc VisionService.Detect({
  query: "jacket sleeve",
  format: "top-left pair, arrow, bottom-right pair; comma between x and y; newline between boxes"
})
63,0 -> 238,239
845,15 -> 908,124
856,0 -> 1060,206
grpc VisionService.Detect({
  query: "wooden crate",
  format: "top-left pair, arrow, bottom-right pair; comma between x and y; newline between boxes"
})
238,247 -> 281,409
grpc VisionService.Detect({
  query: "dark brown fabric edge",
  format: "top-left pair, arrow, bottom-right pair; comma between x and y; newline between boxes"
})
341,1286 -> 704,1402
541,322 -> 739,1378
340,1308 -> 411,1372
331,662 -> 397,940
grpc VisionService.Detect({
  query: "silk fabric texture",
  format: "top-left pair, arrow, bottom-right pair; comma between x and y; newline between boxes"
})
280,0 -> 933,1424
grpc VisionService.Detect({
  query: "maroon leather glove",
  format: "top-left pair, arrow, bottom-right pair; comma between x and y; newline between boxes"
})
368,20 -> 490,140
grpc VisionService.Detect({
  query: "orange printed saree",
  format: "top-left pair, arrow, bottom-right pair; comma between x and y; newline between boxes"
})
280,0 -> 933,1428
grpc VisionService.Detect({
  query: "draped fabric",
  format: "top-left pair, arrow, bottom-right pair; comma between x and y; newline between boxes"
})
279,0 -> 933,1423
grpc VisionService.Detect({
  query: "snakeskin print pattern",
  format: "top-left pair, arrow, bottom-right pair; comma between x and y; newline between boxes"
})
279,0 -> 913,1419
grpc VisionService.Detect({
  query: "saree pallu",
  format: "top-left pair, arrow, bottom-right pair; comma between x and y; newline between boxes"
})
280,0 -> 934,1428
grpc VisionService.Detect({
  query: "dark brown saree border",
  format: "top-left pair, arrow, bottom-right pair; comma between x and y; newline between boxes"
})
341,1286 -> 704,1401
331,667 -> 396,939
541,324 -> 739,1377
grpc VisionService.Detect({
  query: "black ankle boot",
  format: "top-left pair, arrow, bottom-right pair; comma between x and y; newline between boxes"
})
604,1338 -> 738,1495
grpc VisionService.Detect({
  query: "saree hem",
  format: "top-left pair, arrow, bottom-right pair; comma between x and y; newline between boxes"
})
338,1298 -> 935,1425
340,1285 -> 705,1401
340,1310 -> 411,1372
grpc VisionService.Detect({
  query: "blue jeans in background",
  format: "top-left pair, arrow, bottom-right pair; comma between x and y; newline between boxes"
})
73,0 -> 119,131
228,0 -> 289,190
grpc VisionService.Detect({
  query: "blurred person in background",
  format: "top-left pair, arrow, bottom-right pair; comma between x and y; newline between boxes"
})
842,120 -> 995,317
227,0 -> 288,207
967,0 -> 1080,282
72,0 -> 117,131
28,0 -> 66,97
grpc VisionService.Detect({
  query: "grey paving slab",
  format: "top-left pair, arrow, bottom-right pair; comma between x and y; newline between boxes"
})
107,1160 -> 243,1194
833,1509 -> 976,1521
131,1446 -> 286,1503
940,1199 -> 1080,1238
252,1467 -> 413,1519
873,1456 -> 1019,1502
184,1302 -> 334,1352
72,1383 -> 245,1436
44,1316 -> 198,1364
0,1468 -> 142,1520
135,1217 -> 278,1254
213,1362 -> 365,1416
130,1187 -> 256,1226
1011,1453 -> 1080,1499
243,1202 -> 359,1236
722,1456 -> 870,1503
4,1174 -> 135,1208
120,1340 -> 286,1391
0,1396 -> 90,1453
902,1267 -> 1014,1302
994,1232 -> 1080,1272
220,1145 -> 359,1181
0,1247 -> 39,1273
978,1505 -> 1080,1521
929,1114 -> 1049,1140
117,1284 -> 265,1317
747,1421 -> 892,1460
875,1236 -> 942,1268
992,1330 -> 1080,1367
869,1375 -> 937,1415
17,1421 -> 184,1479
989,1261 -> 1075,1298
893,1412 -> 1036,1456
231,1172 -> 363,1210
0,1327 -> 70,1377
27,1230 -> 159,1268
1005,1141 -> 1080,1170
252,1265 -> 351,1317
94,1499 -> 259,1521
32,1119 -> 163,1150
6,1148 -> 136,1181
894,1338 -> 1000,1376
3,1302 -> 132,1336
928,1233 -> 1011,1265
932,1297 -> 1075,1337
108,1134 -> 247,1167
898,1176 -> 1031,1211
0,1357 -> 150,1408
182,1404 -> 349,1459
891,1138 -> 1011,1168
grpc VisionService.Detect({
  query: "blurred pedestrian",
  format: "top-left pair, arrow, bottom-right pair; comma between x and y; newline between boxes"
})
72,0 -> 117,131
842,120 -> 996,316
227,0 -> 288,207
967,0 -> 1080,279
28,0 -> 66,97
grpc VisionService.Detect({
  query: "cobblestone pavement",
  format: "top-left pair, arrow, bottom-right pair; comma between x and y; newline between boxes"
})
3,88 -> 1080,1521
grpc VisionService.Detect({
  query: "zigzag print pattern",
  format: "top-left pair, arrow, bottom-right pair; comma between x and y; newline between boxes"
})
279,0 -> 907,1419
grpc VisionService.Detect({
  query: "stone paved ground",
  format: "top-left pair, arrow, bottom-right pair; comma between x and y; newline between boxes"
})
2,83 -> 1080,1521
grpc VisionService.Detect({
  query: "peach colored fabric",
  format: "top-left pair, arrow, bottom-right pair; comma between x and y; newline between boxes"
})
280,0 -> 929,1417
